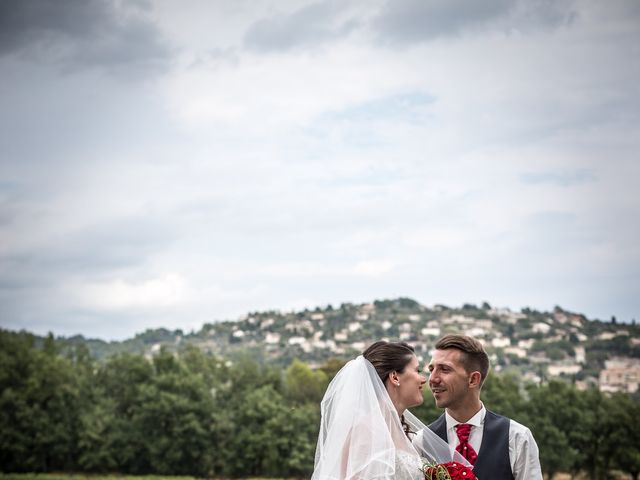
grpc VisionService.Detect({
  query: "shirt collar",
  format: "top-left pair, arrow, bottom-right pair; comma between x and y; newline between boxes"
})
444,403 -> 486,431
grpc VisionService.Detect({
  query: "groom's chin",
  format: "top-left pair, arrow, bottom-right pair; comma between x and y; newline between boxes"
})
431,393 -> 445,408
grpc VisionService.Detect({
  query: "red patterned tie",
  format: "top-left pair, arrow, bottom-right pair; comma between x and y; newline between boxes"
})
455,423 -> 478,465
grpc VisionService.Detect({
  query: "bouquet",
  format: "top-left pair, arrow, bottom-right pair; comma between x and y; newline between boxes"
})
422,461 -> 477,480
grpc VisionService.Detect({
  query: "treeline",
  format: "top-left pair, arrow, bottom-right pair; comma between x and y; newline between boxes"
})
0,329 -> 639,479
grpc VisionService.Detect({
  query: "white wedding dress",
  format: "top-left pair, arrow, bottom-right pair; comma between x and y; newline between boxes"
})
311,356 -> 468,480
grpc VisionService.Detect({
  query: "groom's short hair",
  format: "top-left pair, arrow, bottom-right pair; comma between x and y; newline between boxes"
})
435,334 -> 490,386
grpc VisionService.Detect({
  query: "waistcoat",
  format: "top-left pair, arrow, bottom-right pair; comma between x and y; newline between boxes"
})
428,410 -> 514,480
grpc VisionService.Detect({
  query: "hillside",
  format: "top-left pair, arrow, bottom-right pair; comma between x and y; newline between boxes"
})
50,298 -> 640,388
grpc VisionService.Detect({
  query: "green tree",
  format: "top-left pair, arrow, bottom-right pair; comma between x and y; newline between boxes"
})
529,418 -> 576,478
222,384 -> 289,476
282,403 -> 321,476
605,393 -> 640,480
0,330 -> 82,472
131,364 -> 216,476
318,357 -> 347,382
525,381 -> 591,478
285,359 -> 328,404
481,373 -> 526,422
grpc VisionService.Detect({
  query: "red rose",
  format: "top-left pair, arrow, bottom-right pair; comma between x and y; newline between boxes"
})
423,461 -> 477,480
444,461 -> 477,480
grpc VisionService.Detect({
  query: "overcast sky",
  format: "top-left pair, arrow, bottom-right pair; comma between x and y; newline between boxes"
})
1,0 -> 639,340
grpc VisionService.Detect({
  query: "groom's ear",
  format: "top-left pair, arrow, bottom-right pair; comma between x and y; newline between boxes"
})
468,371 -> 482,389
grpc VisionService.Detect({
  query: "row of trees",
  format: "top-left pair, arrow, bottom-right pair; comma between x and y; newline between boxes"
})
1,329 -> 639,479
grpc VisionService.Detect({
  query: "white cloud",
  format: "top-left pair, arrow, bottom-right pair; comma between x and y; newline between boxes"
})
162,44 -> 423,131
74,273 -> 190,311
353,259 -> 397,276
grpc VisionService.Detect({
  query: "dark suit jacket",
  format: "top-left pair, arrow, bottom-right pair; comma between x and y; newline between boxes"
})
428,410 -> 514,480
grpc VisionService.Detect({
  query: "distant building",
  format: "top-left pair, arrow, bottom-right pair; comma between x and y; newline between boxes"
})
547,363 -> 581,377
491,337 -> 511,348
532,322 -> 551,334
359,303 -> 375,314
445,315 -> 476,326
518,339 -> 535,350
598,332 -> 616,341
504,346 -> 527,358
421,327 -> 441,337
260,318 -> 275,329
334,331 -> 348,342
475,320 -> 494,330
599,357 -> 640,393
466,327 -> 486,338
400,322 -> 412,333
554,312 -> 568,324
298,320 -> 314,333
265,332 -> 280,344
288,336 -> 311,352
574,346 -> 586,364
575,377 -> 598,391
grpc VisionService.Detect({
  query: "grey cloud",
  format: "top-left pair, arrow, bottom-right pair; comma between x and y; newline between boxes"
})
508,0 -> 578,33
521,169 -> 596,187
0,214 -> 178,293
372,0 -> 512,44
0,0 -> 171,76
371,0 -> 576,45
243,1 -> 359,52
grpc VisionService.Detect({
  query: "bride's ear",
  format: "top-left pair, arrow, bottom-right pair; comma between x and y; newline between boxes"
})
388,371 -> 400,386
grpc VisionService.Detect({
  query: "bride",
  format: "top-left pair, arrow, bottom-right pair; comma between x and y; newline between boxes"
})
311,341 -> 468,480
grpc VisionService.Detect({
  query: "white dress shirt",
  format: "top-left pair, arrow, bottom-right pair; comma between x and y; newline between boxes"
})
444,405 -> 543,480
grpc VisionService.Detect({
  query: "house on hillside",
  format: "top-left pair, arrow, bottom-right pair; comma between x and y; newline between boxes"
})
599,357 -> 640,393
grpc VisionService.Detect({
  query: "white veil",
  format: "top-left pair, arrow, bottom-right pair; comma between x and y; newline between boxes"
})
404,410 -> 469,466
311,356 -> 469,480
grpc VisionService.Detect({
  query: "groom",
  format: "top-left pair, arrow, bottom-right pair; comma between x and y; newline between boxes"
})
426,334 -> 542,480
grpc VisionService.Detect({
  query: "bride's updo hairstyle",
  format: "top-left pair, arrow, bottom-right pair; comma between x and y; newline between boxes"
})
362,340 -> 417,437
362,340 -> 416,386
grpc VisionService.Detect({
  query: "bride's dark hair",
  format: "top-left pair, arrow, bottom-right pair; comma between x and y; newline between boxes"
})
362,340 -> 416,385
362,340 -> 417,437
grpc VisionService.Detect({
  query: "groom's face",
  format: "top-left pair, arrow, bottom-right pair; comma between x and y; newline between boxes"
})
427,348 -> 472,409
